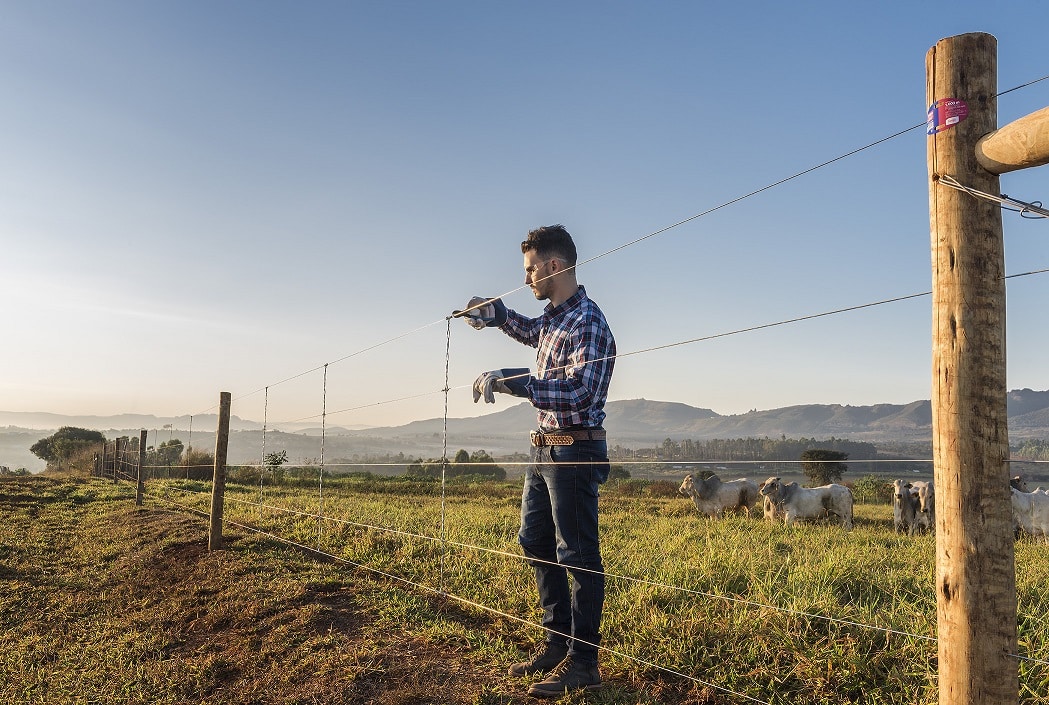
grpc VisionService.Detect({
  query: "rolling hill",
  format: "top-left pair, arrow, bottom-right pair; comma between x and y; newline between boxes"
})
4,389 -> 1049,471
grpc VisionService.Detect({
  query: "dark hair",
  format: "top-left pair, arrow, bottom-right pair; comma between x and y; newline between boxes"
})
521,224 -> 577,266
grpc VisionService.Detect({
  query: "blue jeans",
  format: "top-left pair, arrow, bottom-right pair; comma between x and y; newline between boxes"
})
518,439 -> 610,666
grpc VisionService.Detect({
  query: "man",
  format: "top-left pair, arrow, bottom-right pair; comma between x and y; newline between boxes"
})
458,224 -> 616,697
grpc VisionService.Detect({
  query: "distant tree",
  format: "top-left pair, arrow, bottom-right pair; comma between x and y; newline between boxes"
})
607,465 -> 631,482
264,450 -> 288,468
156,439 -> 185,466
405,450 -> 506,481
182,447 -> 216,481
800,449 -> 848,484
30,427 -> 106,470
261,449 -> 289,483
852,474 -> 892,504
460,450 -> 505,480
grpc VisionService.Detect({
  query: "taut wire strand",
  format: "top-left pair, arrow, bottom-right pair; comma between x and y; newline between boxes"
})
440,319 -> 452,593
277,266 -> 1049,424
317,364 -> 328,548
996,73 -> 1049,96
259,387 -> 268,520
218,493 -> 939,645
216,515 -> 771,704
180,72 -> 1049,421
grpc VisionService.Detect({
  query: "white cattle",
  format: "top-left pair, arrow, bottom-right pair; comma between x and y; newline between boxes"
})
762,494 -> 785,522
890,479 -> 919,535
1010,476 -> 1029,492
758,477 -> 854,530
910,481 -> 935,534
1011,486 -> 1049,540
678,473 -> 759,518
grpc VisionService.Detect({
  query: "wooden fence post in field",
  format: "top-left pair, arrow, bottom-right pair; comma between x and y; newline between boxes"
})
926,31 -> 1018,705
209,392 -> 232,551
136,429 -> 146,506
112,437 -> 122,483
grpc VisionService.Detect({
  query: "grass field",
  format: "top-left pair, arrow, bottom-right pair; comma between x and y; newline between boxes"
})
2,474 -> 1047,704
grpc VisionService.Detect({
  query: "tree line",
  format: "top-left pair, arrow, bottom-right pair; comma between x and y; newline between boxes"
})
612,436 -> 879,462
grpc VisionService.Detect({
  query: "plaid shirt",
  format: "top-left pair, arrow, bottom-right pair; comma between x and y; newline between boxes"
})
500,285 -> 616,432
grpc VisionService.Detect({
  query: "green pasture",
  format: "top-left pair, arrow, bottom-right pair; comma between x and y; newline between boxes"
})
155,474 -> 1049,704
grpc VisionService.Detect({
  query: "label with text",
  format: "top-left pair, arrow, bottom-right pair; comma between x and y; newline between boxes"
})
927,98 -> 969,135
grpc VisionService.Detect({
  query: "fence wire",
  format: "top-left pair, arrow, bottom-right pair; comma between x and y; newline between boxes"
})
109,73 -> 1049,701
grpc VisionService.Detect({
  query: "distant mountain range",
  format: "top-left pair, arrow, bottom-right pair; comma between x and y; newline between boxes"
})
3,389 -> 1049,471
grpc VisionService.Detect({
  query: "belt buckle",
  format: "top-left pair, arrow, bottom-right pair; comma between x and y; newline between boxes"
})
530,430 -> 546,447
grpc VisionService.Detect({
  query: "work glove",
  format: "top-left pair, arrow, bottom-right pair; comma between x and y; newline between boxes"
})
454,296 -> 507,330
472,368 -> 532,403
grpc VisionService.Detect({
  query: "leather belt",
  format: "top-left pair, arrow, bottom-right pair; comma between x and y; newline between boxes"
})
530,428 -> 606,447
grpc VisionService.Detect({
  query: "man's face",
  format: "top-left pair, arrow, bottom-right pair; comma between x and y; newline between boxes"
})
523,250 -> 557,301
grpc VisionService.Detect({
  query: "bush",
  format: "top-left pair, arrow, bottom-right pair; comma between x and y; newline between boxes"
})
852,474 -> 893,504
646,480 -> 681,498
606,478 -> 648,497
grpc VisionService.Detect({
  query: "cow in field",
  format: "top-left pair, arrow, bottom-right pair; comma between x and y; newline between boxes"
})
763,494 -> 785,522
678,473 -> 759,518
758,477 -> 854,530
1011,486 -> 1049,541
910,481 -> 935,534
890,479 -> 919,535
1011,476 -> 1029,492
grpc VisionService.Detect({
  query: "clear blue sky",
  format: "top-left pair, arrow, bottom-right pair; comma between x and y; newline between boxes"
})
2,2 -> 1047,429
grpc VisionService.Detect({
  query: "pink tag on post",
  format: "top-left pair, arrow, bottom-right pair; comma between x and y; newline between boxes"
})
927,98 -> 969,135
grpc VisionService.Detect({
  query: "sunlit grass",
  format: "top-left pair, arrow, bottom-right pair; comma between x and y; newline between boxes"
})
4,474 -> 1046,704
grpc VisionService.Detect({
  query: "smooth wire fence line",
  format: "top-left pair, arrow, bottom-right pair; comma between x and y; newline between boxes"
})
270,263 -> 1049,427
137,479 -> 1049,673
218,492 -> 939,643
176,72 -> 1049,425
135,73 -> 1049,692
137,479 -> 770,703
145,477 -> 976,649
270,287 -> 937,426
218,515 -> 771,705
185,115 -> 940,422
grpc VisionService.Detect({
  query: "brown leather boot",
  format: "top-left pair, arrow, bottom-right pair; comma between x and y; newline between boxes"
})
526,656 -> 602,697
507,642 -> 569,677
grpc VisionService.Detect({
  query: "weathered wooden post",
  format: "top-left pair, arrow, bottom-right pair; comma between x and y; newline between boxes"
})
112,437 -> 122,483
209,392 -> 232,551
926,32 -> 1016,705
136,429 -> 147,506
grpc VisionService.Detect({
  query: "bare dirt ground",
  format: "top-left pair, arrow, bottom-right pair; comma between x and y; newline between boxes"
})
0,476 -> 705,705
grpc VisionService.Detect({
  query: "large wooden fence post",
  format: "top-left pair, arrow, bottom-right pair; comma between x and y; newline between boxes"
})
926,32 -> 1017,705
209,392 -> 232,551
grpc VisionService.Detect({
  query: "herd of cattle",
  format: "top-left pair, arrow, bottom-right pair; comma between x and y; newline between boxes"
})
676,472 -> 1049,540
